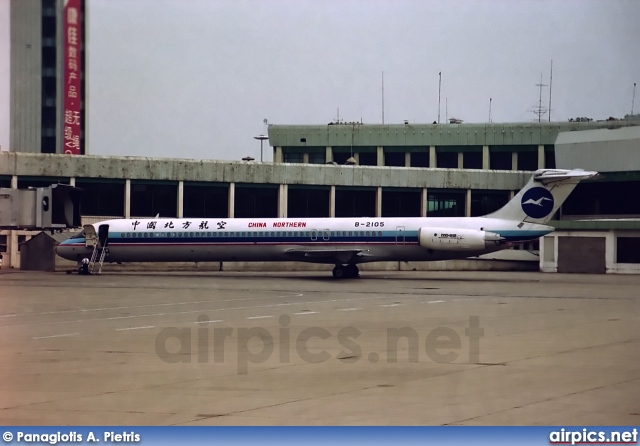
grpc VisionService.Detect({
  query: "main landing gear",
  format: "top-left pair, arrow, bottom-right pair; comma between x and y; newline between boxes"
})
332,264 -> 359,279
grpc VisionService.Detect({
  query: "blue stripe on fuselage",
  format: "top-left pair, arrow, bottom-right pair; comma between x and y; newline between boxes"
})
61,228 -> 551,246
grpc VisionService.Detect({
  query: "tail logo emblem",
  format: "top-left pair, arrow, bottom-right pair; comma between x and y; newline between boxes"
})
521,187 -> 554,218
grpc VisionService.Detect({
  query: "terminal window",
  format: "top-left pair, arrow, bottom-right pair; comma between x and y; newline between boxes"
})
358,152 -> 377,166
410,152 -> 429,168
616,237 -> 640,264
427,192 -> 465,217
308,153 -> 325,164
283,153 -> 303,163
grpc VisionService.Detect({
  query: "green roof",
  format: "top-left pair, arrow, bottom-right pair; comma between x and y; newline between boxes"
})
269,120 -> 640,148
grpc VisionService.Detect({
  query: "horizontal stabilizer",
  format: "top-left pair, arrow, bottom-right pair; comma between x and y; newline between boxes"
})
533,169 -> 600,184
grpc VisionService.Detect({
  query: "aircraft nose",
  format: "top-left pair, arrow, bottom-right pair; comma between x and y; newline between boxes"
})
56,241 -> 76,260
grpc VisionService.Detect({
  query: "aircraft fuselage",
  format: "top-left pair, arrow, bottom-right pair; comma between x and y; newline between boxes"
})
57,216 -> 552,264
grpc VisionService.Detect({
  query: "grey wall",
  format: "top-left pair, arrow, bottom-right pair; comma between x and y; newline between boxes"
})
10,0 -> 42,153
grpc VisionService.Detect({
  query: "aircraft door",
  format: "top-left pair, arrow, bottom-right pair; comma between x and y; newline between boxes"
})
98,224 -> 110,247
322,229 -> 330,241
84,224 -> 98,248
311,229 -> 318,241
395,226 -> 406,245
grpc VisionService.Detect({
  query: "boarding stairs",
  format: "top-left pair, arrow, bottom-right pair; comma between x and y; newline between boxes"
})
84,224 -> 109,274
88,244 -> 107,274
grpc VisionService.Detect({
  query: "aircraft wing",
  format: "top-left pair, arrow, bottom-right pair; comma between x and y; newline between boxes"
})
285,248 -> 371,264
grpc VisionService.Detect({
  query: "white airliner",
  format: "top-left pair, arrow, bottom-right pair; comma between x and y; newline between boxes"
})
56,169 -> 597,278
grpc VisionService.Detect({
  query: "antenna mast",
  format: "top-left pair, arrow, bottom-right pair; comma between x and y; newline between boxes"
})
489,97 -> 492,123
548,60 -> 553,122
632,82 -> 637,115
381,71 -> 385,124
438,72 -> 442,124
533,73 -> 548,122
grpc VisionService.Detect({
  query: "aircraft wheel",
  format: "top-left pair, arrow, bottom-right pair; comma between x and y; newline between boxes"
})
332,265 -> 346,279
346,264 -> 359,278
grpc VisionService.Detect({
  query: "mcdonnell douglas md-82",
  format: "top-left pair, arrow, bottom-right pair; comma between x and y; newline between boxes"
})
57,169 -> 597,278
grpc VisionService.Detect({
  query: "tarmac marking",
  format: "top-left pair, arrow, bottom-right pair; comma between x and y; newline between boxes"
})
338,308 -> 362,312
0,295 -> 393,329
379,303 -> 401,307
293,311 -> 319,315
115,325 -> 156,331
246,315 -> 273,320
0,293 -> 306,319
423,300 -> 446,304
32,332 -> 80,340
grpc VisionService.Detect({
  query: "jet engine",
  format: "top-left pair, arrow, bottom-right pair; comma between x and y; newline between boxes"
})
419,227 -> 503,251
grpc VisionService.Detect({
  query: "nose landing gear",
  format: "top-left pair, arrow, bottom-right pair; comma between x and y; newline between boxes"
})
332,264 -> 359,279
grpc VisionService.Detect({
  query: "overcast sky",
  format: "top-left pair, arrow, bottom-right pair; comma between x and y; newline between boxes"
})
1,0 -> 639,160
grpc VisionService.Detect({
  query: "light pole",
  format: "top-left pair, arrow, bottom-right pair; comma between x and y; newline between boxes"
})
254,134 -> 268,162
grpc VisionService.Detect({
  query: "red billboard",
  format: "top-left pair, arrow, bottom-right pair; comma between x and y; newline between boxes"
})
63,0 -> 82,154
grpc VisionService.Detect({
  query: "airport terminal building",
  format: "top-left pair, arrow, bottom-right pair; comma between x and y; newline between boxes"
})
2,119 -> 640,273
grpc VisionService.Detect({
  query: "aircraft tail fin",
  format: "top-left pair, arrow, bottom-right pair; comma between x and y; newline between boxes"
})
486,169 -> 599,224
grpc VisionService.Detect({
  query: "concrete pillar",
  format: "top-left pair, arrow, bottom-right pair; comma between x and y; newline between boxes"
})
177,180 -> 184,218
465,189 -> 472,217
482,145 -> 489,170
376,186 -> 382,217
537,144 -> 545,169
7,178 -> 17,268
302,153 -> 309,164
325,146 -> 333,163
509,190 -> 515,200
8,231 -> 18,269
421,188 -> 428,217
429,146 -> 436,167
405,152 -> 411,167
329,185 -> 336,217
274,147 -> 283,163
69,177 -> 75,186
228,183 -> 235,218
542,235 -> 555,264
457,152 -> 464,169
353,153 -> 360,164
124,179 -> 131,218
377,146 -> 384,166
540,234 -> 558,273
606,231 -> 615,272
278,184 -> 288,218
512,152 -> 518,171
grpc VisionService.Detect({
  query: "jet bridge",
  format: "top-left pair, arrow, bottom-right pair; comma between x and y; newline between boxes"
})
0,184 -> 82,230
